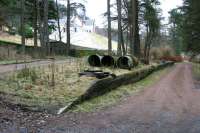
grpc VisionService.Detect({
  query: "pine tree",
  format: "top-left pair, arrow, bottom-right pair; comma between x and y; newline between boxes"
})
182,0 -> 200,54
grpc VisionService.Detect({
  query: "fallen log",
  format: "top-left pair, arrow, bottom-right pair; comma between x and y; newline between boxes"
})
79,70 -> 116,79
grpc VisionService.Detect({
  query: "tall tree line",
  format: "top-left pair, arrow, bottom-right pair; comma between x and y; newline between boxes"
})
169,0 -> 200,55
0,0 -> 86,56
106,0 -> 161,62
169,8 -> 183,55
182,0 -> 200,54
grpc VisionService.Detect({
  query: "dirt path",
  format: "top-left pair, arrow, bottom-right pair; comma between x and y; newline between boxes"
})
1,63 -> 200,133
42,63 -> 200,133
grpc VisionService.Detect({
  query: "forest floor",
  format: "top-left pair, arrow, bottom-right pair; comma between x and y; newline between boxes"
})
1,63 -> 200,133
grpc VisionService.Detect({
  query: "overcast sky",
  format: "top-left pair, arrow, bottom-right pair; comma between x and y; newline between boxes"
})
59,0 -> 183,26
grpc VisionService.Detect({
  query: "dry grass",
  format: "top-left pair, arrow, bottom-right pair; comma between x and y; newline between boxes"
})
0,58 -> 135,111
0,32 -> 40,46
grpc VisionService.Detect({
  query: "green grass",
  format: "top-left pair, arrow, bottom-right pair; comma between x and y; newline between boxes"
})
71,66 -> 172,113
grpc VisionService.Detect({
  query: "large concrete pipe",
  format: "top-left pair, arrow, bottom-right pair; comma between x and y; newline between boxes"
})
88,54 -> 102,67
101,55 -> 115,67
117,56 -> 139,69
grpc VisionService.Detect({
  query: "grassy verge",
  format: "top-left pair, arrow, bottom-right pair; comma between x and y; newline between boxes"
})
71,66 -> 172,113
192,63 -> 200,80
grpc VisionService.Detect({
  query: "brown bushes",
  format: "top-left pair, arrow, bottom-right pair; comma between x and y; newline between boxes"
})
160,56 -> 183,62
150,46 -> 175,60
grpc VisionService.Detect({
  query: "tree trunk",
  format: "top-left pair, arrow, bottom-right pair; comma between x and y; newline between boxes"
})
144,25 -> 151,64
133,0 -> 140,58
21,0 -> 25,54
130,0 -> 140,57
129,0 -> 135,55
56,0 -> 62,42
107,0 -> 112,55
144,25 -> 149,60
38,0 -> 44,53
125,27 -> 129,53
33,0 -> 38,48
117,0 -> 126,56
43,0 -> 49,55
147,32 -> 153,62
66,0 -> 71,55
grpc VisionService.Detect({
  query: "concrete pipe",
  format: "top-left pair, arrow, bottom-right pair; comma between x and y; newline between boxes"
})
88,54 -> 102,67
117,56 -> 139,69
101,55 -> 115,67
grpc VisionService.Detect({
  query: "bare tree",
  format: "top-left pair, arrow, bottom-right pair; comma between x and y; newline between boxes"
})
33,0 -> 38,48
133,0 -> 140,58
117,0 -> 126,56
56,0 -> 62,42
21,0 -> 25,54
38,0 -> 44,53
43,0 -> 49,55
129,0 -> 140,57
142,0 -> 160,64
107,0 -> 112,55
66,0 -> 71,55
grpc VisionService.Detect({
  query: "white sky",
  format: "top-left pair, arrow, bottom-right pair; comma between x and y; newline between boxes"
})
59,0 -> 183,26
160,0 -> 183,23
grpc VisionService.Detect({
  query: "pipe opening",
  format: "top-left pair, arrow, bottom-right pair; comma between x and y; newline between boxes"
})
101,55 -> 115,67
88,55 -> 101,67
117,56 -> 131,69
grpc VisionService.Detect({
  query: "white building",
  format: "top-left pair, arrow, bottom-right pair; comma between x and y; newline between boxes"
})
50,16 -> 96,41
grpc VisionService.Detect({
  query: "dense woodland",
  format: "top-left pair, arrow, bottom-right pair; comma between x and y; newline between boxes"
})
0,0 -> 199,61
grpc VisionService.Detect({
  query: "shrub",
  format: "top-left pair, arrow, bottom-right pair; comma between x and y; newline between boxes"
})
160,56 -> 183,62
150,46 -> 175,61
17,68 -> 38,83
18,24 -> 33,39
150,48 -> 162,60
160,46 -> 175,57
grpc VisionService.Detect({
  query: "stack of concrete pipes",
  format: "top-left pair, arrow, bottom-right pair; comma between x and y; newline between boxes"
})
88,54 -> 139,69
